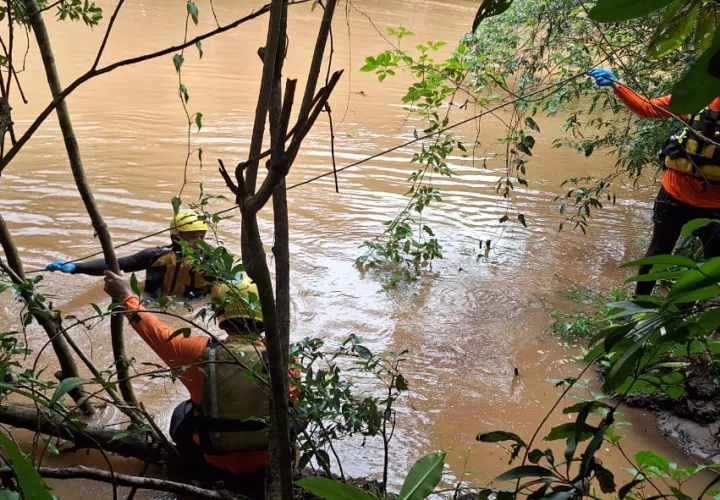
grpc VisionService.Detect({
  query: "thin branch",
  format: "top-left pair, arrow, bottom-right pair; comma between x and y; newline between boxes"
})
0,34 -> 27,105
246,72 -> 340,213
6,0 -> 14,97
239,0 -> 286,195
217,159 -> 238,195
324,102 -> 339,193
30,0 -> 64,16
91,0 -> 126,70
0,466 -> 236,500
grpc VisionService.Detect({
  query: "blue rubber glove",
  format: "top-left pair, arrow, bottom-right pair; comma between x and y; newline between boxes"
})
587,68 -> 617,87
46,260 -> 75,273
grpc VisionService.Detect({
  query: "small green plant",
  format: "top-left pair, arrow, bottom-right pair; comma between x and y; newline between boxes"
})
549,286 -> 633,343
356,28 -> 476,285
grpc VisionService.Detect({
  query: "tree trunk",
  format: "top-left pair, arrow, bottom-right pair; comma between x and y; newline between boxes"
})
241,216 -> 294,500
24,0 -> 137,407
0,214 -> 95,415
0,404 -> 164,461
273,181 -> 290,364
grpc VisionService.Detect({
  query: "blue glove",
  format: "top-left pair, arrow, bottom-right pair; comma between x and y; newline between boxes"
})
46,260 -> 75,273
587,68 -> 617,87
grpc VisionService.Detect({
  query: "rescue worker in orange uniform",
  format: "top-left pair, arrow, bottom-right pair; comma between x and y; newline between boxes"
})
589,69 -> 720,295
47,212 -> 212,300
103,269 -> 291,497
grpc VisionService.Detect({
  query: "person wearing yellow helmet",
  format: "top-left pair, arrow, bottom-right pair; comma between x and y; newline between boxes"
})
102,270 -> 295,497
46,211 -> 212,300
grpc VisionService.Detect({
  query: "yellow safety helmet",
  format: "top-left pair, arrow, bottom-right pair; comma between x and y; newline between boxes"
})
170,211 -> 208,235
213,274 -> 264,329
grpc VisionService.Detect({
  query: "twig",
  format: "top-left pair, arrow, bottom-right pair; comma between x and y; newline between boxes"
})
324,102 -> 339,193
217,159 -> 238,195
92,0 -> 126,71
30,0 -> 64,15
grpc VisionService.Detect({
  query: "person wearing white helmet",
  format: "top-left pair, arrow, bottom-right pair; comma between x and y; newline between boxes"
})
46,212 -> 211,299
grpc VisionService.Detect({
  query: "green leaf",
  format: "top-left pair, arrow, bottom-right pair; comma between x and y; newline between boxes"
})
589,0 -> 676,22
682,218 -> 719,238
696,307 -> 720,333
545,422 -> 596,442
90,302 -> 103,318
396,373 -> 408,391
0,433 -> 53,500
669,28 -> 720,113
604,329 -> 652,392
186,0 -> 198,25
495,465 -> 558,482
668,256 -> 720,298
622,254 -> 697,269
524,116 -> 540,132
171,196 -> 182,215
195,112 -> 203,131
398,452 -> 445,500
295,477 -> 375,500
473,0 -> 514,31
130,273 -> 142,297
360,56 -> 377,72
592,461 -> 616,493
562,401 -> 611,415
528,449 -> 543,464
476,431 -> 527,447
108,430 -> 130,443
195,41 -> 203,59
0,490 -> 20,500
710,49 -> 720,80
50,377 -> 92,407
635,450 -> 671,474
172,53 -> 184,73
694,10 -> 719,55
353,345 -> 372,360
670,284 -> 720,303
179,84 -> 190,103
517,142 -> 532,156
646,0 -> 699,59
619,480 -> 644,499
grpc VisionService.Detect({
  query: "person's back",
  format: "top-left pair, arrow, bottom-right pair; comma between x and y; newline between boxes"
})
104,271 -> 281,497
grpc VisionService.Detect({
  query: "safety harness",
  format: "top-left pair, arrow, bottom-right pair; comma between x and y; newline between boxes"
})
145,248 -> 209,299
662,108 -> 720,182
194,338 -> 270,455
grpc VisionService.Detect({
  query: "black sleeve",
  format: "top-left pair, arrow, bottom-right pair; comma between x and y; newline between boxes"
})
72,247 -> 168,276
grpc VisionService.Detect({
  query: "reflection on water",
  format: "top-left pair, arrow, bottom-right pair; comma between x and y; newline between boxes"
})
0,0 -> 709,497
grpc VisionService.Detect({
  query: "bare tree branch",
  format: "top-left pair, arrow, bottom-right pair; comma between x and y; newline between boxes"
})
239,0 -> 286,196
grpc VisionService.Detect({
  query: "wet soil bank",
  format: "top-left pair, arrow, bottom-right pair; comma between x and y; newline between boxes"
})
623,355 -> 720,463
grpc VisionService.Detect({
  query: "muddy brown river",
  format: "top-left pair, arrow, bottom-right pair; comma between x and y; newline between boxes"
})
0,0 -> 715,497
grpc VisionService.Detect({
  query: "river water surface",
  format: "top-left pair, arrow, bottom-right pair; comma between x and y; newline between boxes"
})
0,0 -> 713,497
